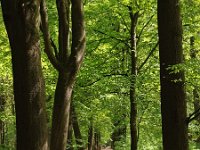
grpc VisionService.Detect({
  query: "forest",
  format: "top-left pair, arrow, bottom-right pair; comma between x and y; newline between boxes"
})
0,0 -> 200,149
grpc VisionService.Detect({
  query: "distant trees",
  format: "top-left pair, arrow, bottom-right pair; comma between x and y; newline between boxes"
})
1,0 -> 200,149
157,0 -> 189,149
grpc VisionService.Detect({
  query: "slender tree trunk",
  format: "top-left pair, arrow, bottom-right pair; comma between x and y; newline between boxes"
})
157,0 -> 188,149
128,7 -> 139,150
0,95 -> 5,145
72,104 -> 84,150
88,121 -> 94,150
94,130 -> 101,150
1,0 -> 49,149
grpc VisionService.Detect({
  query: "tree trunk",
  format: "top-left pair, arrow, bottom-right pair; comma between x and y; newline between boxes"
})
50,72 -> 72,150
128,7 -> 139,150
72,104 -> 84,150
88,121 -> 94,150
157,0 -> 189,149
94,130 -> 101,150
0,95 -> 5,145
49,0 -> 86,149
1,0 -> 49,149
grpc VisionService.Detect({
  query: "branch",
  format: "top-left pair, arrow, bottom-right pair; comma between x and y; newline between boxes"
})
68,0 -> 86,81
40,0 -> 63,71
186,107 -> 200,124
138,41 -> 158,73
94,29 -> 131,49
50,38 -> 59,59
79,73 -> 128,87
137,14 -> 155,45
56,0 -> 70,64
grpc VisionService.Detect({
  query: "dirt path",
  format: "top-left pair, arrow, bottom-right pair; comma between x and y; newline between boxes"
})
101,146 -> 112,150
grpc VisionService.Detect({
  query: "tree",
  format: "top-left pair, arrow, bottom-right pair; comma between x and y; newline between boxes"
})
40,0 -> 86,149
1,0 -> 49,149
128,6 -> 139,150
157,0 -> 189,149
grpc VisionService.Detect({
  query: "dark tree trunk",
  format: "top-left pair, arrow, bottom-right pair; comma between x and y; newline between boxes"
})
0,95 -> 5,145
1,0 -> 49,149
50,72 -> 73,150
157,0 -> 188,149
72,104 -> 84,150
94,130 -> 101,150
128,7 -> 139,150
88,121 -> 94,150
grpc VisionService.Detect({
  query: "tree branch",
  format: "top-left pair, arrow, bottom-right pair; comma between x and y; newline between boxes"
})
79,73 -> 128,87
138,41 -> 158,73
68,0 -> 86,81
186,107 -> 200,124
137,14 -> 155,46
40,0 -> 63,71
56,0 -> 70,64
94,29 -> 131,49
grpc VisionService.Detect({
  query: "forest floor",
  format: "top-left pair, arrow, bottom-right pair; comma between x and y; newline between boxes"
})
101,146 -> 112,150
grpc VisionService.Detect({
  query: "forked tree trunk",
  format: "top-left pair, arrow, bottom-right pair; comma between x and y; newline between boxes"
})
40,0 -> 85,149
157,0 -> 189,149
1,0 -> 49,149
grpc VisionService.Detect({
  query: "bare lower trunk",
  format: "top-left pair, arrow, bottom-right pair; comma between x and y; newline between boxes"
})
50,73 -> 72,150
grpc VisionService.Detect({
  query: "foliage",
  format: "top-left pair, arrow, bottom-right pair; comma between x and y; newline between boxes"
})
0,0 -> 200,149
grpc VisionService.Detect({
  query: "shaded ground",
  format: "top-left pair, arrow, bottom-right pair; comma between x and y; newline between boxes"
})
101,146 -> 112,150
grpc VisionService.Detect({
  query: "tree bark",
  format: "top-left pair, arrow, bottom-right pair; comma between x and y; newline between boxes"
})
129,7 -> 139,150
1,0 -> 49,149
157,0 -> 189,149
